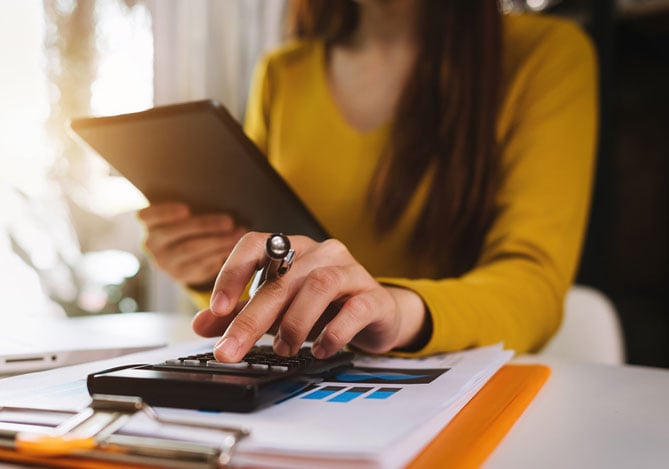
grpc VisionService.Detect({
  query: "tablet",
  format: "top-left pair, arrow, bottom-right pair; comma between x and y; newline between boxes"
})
69,99 -> 329,241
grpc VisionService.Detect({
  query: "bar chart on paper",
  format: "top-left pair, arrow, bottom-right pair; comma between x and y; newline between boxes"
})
299,366 -> 449,403
302,385 -> 403,403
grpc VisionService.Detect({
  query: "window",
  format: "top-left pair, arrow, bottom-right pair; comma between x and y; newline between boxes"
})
0,0 -> 153,318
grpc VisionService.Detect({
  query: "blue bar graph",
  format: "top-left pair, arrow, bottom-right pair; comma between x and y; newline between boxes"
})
301,386 -> 345,400
365,387 -> 401,400
300,385 -> 403,403
328,387 -> 372,403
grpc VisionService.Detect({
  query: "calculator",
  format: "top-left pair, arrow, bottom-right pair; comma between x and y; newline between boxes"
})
87,346 -> 355,413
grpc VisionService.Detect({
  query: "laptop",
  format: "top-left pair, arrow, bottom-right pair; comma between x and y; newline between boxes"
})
0,314 -> 167,375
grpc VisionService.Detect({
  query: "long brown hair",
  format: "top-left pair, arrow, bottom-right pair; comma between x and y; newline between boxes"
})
288,0 -> 502,276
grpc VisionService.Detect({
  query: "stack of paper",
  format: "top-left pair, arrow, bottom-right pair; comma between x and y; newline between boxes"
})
0,339 -> 512,469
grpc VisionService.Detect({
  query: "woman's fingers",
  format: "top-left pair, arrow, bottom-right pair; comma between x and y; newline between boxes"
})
137,203 -> 190,228
210,234 -> 319,361
205,233 -> 408,363
316,288 -> 396,357
211,236 -> 381,361
161,227 -> 245,271
192,309 -> 232,338
213,287 -> 292,362
144,213 -> 236,255
172,250 -> 230,286
276,263 -> 372,357
191,302 -> 246,337
209,232 -> 271,317
138,203 -> 246,285
211,235 -> 309,362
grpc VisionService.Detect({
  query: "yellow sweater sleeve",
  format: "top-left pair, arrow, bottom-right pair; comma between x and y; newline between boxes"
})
381,18 -> 598,354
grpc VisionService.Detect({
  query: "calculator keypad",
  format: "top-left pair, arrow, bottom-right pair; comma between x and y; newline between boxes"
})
154,346 -> 321,375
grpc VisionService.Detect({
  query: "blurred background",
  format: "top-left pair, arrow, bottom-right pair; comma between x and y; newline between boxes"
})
0,0 -> 666,367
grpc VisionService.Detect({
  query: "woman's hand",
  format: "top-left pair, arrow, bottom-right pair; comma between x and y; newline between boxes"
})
191,232 -> 429,361
138,203 -> 247,288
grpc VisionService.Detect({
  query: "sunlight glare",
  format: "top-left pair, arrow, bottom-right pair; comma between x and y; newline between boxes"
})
0,0 -> 52,195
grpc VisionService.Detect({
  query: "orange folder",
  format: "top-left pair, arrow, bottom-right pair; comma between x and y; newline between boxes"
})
409,364 -> 551,469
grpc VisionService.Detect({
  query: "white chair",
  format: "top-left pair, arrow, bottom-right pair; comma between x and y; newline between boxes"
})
538,285 -> 625,365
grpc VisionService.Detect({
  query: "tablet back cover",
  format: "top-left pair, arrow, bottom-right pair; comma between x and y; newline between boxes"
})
70,100 -> 329,241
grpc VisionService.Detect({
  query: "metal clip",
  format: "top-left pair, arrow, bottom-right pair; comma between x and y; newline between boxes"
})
0,394 -> 249,468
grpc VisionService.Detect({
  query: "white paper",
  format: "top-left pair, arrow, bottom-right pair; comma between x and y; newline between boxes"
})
0,339 -> 512,469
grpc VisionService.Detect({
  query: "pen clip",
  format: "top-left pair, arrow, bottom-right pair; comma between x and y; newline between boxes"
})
277,249 -> 295,276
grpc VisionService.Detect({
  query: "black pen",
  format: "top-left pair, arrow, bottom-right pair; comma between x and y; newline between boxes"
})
249,233 -> 295,297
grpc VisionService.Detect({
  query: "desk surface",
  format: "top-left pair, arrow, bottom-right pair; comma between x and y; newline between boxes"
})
2,312 -> 669,468
101,312 -> 669,468
486,356 -> 669,468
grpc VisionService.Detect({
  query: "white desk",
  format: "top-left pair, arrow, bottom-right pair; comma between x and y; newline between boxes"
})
90,313 -> 669,467
2,312 -> 669,468
486,356 -> 669,468
69,310 -> 201,345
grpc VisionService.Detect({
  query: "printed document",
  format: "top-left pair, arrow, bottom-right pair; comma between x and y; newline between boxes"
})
0,339 -> 512,469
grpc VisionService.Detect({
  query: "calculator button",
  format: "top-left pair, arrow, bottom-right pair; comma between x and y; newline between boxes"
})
182,359 -> 202,366
270,365 -> 289,373
250,363 -> 270,371
206,360 -> 250,369
164,359 -> 183,365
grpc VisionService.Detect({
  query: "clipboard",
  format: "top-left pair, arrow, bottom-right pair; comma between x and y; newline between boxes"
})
0,394 -> 247,469
68,100 -> 329,240
0,364 -> 549,468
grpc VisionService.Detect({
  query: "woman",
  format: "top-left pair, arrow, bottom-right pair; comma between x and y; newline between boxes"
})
139,0 -> 597,362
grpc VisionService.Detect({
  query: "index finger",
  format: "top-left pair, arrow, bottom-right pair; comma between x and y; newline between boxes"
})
209,232 -> 269,317
211,234 -> 319,362
137,203 -> 190,228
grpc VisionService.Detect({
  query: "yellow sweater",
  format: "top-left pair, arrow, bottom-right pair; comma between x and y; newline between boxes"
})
194,14 -> 597,355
